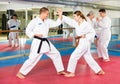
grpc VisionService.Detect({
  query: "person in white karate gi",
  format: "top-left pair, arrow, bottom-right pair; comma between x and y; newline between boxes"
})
62,10 -> 105,77
86,11 -> 100,46
7,14 -> 20,47
17,7 -> 66,79
96,9 -> 111,62
63,23 -> 70,39
87,11 -> 96,28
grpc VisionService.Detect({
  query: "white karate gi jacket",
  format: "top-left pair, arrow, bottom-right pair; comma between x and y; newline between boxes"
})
26,17 -> 61,53
62,16 -> 95,42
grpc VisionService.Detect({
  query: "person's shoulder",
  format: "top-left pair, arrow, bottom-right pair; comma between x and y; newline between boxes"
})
29,18 -> 38,23
105,16 -> 111,20
46,18 -> 52,21
8,19 -> 13,22
104,16 -> 111,23
33,17 -> 38,21
45,18 -> 54,23
7,19 -> 14,24
84,20 -> 90,25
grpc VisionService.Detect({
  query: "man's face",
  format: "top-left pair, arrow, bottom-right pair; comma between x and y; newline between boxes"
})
90,14 -> 95,19
41,11 -> 49,19
99,12 -> 105,17
13,16 -> 17,19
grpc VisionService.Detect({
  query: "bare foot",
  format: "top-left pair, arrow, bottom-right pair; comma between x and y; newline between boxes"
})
8,45 -> 12,47
64,73 -> 75,77
97,70 -> 105,75
103,59 -> 110,62
12,45 -> 15,48
98,57 -> 103,59
57,71 -> 67,75
16,72 -> 25,79
15,44 -> 19,47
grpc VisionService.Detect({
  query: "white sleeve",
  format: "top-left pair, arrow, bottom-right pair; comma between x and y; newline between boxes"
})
97,18 -> 111,29
26,20 -> 35,38
62,16 -> 76,28
48,18 -> 62,28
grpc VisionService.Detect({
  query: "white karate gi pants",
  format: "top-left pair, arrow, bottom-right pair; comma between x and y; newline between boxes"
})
19,39 -> 64,75
67,38 -> 101,73
9,28 -> 19,46
97,29 -> 111,59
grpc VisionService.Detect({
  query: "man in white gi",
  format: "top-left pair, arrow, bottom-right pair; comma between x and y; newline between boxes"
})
17,7 -> 66,79
62,10 -> 105,77
87,11 -> 97,44
7,14 -> 20,47
86,11 -> 101,47
96,9 -> 111,62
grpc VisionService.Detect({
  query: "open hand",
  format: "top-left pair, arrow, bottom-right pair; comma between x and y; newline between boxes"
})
57,9 -> 63,16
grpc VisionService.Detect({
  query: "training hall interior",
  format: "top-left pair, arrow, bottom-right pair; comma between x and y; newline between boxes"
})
0,0 -> 120,84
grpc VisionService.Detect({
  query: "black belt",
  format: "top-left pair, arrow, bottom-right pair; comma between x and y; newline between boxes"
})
34,36 -> 51,53
10,25 -> 16,28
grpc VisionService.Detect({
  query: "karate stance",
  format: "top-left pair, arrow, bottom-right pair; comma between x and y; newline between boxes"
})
96,9 -> 111,62
7,14 -> 20,47
17,7 -> 66,79
62,10 -> 105,77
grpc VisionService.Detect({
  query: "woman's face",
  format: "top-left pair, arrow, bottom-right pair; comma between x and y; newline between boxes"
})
73,14 -> 82,22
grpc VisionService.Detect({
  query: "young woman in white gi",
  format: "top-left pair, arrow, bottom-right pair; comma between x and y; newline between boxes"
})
96,9 -> 111,62
7,14 -> 20,47
62,10 -> 105,77
17,7 -> 66,79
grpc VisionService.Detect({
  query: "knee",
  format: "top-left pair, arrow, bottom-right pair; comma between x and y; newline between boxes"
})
100,44 -> 107,49
53,50 -> 61,56
51,52 -> 61,60
70,55 -> 79,62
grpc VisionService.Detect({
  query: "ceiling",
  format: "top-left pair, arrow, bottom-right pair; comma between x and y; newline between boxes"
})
0,0 -> 120,11
0,0 -> 120,6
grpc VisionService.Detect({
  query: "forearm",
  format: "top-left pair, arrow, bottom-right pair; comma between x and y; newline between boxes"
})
97,21 -> 110,29
62,16 -> 76,28
49,18 -> 62,28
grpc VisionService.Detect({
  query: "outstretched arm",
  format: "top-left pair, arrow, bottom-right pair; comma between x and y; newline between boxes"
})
48,9 -> 63,28
62,15 -> 76,28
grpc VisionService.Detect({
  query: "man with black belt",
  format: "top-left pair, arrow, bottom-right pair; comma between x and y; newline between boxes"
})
17,7 -> 66,79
